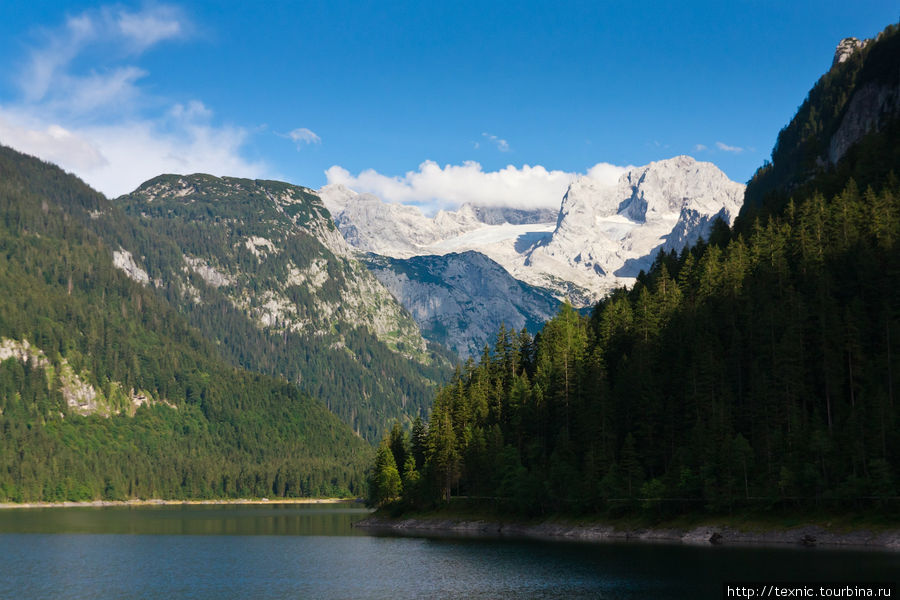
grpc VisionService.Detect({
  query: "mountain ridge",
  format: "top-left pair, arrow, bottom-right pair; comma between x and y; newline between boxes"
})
324,155 -> 744,307
110,172 -> 453,441
363,250 -> 560,359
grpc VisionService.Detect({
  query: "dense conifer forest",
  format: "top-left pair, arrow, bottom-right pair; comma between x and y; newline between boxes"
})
368,25 -> 900,518
371,177 -> 899,515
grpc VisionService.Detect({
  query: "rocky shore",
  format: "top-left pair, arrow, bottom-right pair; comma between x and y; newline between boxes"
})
354,515 -> 900,550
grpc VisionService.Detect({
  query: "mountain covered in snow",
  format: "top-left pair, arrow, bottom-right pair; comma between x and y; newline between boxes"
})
321,155 -> 744,306
524,155 -> 745,302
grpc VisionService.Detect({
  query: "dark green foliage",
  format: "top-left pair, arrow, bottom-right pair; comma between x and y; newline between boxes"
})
377,177 -> 900,516
740,23 -> 900,230
373,31 -> 900,515
0,146 -> 371,501
367,440 -> 401,506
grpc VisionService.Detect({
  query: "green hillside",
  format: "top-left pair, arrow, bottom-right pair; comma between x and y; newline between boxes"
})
0,146 -> 371,502
108,174 -> 451,442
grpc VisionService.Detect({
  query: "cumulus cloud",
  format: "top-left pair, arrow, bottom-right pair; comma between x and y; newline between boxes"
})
482,132 -> 510,152
586,162 -> 630,187
0,4 -> 268,198
73,119 -> 264,197
0,113 -> 108,171
716,141 -> 743,153
325,160 -> 631,212
286,127 -> 321,147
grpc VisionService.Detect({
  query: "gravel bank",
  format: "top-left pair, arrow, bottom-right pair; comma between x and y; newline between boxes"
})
355,515 -> 900,550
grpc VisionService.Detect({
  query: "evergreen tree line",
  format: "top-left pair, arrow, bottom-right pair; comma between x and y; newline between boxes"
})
370,178 -> 900,517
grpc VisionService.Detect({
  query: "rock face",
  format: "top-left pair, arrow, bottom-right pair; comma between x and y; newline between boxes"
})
467,205 -> 558,225
827,78 -> 900,165
524,156 -> 744,301
825,34 -> 900,166
832,37 -> 867,68
324,155 -> 744,308
364,251 -> 560,359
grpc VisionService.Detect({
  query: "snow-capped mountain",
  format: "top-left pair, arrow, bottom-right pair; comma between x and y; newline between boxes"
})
523,156 -> 744,302
320,155 -> 744,306
320,185 -> 484,257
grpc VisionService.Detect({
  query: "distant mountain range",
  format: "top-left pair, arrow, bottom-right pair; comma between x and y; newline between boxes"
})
321,156 -> 743,306
319,155 -> 744,354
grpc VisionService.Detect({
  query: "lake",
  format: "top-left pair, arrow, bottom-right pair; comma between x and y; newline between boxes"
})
0,503 -> 896,599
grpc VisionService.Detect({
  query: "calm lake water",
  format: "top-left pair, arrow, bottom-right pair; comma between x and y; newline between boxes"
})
0,503 -> 896,599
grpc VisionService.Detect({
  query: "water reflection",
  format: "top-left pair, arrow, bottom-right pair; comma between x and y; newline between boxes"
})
0,505 -> 896,600
0,502 -> 371,536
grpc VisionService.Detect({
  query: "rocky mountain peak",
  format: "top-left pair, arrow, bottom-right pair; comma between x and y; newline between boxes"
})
318,182 -> 358,216
321,155 -> 745,306
525,155 -> 744,302
832,37 -> 868,69
555,155 -> 741,234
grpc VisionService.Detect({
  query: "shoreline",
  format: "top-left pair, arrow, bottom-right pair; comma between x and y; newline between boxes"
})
354,515 -> 900,551
0,497 -> 358,509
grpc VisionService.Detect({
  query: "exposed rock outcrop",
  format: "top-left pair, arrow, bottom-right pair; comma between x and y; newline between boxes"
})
364,251 -> 560,358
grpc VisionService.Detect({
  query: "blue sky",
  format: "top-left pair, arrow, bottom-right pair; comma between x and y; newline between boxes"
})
0,1 -> 896,210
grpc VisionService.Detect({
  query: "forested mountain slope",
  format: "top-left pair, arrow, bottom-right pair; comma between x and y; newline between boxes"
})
369,24 -> 900,516
109,175 -> 452,441
0,146 -> 371,501
740,24 -> 900,227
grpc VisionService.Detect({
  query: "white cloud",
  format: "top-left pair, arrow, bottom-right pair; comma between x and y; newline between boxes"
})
20,5 -> 187,109
716,141 -> 743,153
286,127 -> 321,147
694,143 -> 707,151
65,66 -> 148,115
482,132 -> 510,152
325,160 -> 630,212
0,5 -> 268,198
586,162 -> 631,187
0,112 -> 107,171
0,104 -> 267,197
116,5 -> 185,52
169,100 -> 213,121
76,119 -> 265,197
